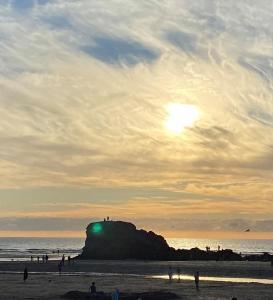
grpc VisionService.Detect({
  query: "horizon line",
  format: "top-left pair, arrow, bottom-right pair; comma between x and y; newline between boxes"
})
0,230 -> 272,240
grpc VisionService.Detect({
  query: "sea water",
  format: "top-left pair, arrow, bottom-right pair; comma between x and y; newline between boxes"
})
0,237 -> 272,261
0,237 -> 84,261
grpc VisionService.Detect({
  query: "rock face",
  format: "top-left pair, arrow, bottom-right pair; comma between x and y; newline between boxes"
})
79,220 -> 243,261
80,221 -> 171,260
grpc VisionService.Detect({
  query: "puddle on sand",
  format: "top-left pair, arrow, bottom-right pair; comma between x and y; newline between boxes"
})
152,274 -> 273,285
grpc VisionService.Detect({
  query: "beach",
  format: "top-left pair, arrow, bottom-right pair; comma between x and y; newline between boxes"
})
0,260 -> 272,300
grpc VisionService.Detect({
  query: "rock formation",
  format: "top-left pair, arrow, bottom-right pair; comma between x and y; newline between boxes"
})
79,220 -> 243,261
80,220 -> 172,260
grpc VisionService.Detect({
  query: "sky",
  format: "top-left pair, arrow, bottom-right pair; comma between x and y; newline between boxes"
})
0,0 -> 273,238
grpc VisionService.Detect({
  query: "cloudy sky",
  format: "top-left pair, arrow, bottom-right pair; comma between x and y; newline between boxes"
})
0,0 -> 273,238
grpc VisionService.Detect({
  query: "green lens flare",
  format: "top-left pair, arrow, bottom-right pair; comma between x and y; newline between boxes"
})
91,223 -> 103,234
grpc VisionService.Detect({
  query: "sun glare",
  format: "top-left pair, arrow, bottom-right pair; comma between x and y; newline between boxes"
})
166,103 -> 199,134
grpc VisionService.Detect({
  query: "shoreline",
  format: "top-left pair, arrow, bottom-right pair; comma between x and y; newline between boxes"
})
1,270 -> 273,285
1,260 -> 273,279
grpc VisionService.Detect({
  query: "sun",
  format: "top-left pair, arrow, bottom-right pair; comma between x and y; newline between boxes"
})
165,103 -> 199,134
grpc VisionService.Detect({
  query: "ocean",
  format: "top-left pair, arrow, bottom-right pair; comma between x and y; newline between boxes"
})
0,237 -> 272,261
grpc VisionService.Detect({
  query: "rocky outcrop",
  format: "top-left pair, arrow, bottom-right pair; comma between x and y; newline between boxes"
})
79,220 -> 243,261
80,221 -> 171,260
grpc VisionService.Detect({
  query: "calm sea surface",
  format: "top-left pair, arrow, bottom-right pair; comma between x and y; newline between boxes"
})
0,237 -> 272,261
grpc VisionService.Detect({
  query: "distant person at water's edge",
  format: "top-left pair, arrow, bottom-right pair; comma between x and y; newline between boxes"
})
62,254 -> 65,266
168,266 -> 173,282
23,266 -> 28,282
58,262 -> 62,275
194,271 -> 199,291
177,266 -> 181,281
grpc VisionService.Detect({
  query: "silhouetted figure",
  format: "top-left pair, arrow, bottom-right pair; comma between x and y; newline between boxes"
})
57,249 -> 60,256
177,267 -> 181,281
218,245 -> 221,251
23,267 -> 28,282
68,256 -> 71,264
30,256 -> 33,262
37,256 -> 40,263
168,266 -> 173,283
194,271 -> 200,291
45,254 -> 49,262
112,289 -> 119,300
62,254 -> 65,266
58,262 -> 62,275
89,282 -> 96,294
107,216 -> 110,221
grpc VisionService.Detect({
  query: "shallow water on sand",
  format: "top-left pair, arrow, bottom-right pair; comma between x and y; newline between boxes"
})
152,274 -> 273,285
1,270 -> 272,285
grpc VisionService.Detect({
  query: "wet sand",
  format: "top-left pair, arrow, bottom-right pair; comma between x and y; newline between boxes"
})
0,260 -> 272,299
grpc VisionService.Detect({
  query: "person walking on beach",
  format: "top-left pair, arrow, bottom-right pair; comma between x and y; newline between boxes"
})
177,266 -> 181,281
194,271 -> 200,291
23,266 -> 28,282
58,262 -> 62,276
62,254 -> 65,266
168,266 -> 173,283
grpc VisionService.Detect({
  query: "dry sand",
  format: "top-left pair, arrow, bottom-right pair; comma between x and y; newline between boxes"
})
0,260 -> 272,300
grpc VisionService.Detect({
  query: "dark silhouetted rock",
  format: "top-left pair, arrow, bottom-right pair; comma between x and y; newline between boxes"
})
80,221 -> 171,260
78,220 -> 243,261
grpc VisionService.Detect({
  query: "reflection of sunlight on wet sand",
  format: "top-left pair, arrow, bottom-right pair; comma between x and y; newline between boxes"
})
152,274 -> 273,285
